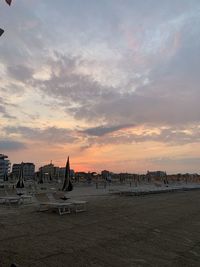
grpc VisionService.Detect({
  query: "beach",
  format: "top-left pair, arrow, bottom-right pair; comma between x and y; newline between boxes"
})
1,188 -> 200,267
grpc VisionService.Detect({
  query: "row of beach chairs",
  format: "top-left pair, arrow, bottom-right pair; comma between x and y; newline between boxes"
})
35,192 -> 87,215
0,189 -> 88,215
0,189 -> 33,206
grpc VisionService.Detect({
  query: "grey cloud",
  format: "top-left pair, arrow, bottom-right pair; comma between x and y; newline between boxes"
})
135,127 -> 200,145
2,83 -> 25,96
1,1 -> 200,138
32,49 -> 200,127
33,54 -> 117,122
83,125 -> 200,148
0,105 -> 12,119
0,140 -> 26,151
0,97 -> 16,119
67,88 -> 200,126
7,65 -> 33,82
0,4 -> 44,65
81,124 -> 134,136
4,126 -> 77,144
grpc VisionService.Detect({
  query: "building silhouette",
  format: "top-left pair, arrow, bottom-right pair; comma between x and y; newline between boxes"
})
12,162 -> 35,180
0,154 -> 10,181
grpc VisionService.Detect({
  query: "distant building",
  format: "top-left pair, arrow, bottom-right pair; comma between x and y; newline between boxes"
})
0,154 -> 10,181
39,163 -> 59,181
12,164 -> 21,179
146,171 -> 167,181
12,162 -> 35,180
59,167 -> 74,179
23,163 -> 35,180
101,170 -> 110,179
101,170 -> 112,182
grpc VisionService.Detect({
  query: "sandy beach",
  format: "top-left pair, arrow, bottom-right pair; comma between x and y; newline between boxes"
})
1,188 -> 200,267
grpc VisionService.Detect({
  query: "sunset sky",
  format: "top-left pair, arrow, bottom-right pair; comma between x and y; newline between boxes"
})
0,0 -> 200,173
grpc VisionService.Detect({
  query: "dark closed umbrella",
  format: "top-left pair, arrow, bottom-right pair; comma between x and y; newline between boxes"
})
0,28 -> 4,37
16,162 -> 24,188
38,169 -> 43,184
5,0 -> 12,6
62,157 -> 73,191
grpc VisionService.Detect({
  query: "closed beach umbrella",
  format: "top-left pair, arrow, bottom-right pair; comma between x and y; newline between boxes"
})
16,162 -> 25,188
0,28 -> 4,37
62,157 -> 73,191
5,0 -> 12,5
38,169 -> 43,184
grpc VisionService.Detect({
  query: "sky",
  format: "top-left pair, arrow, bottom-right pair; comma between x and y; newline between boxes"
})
0,0 -> 200,173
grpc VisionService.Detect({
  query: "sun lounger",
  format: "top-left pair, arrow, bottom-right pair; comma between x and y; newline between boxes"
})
71,200 -> 87,213
0,189 -> 22,205
39,201 -> 72,215
0,189 -> 7,204
35,193 -> 73,215
16,189 -> 33,204
0,188 -> 33,206
0,196 -> 21,206
50,193 -> 87,213
20,194 -> 33,204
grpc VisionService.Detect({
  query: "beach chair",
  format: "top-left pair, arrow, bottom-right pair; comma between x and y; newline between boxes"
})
0,195 -> 21,206
34,193 -> 73,215
0,189 -> 21,206
20,193 -> 33,204
50,192 -> 88,213
15,188 -> 33,204
50,192 -> 70,202
71,200 -> 87,213
0,189 -> 7,204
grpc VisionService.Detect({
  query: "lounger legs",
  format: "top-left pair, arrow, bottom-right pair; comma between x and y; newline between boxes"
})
38,204 -> 49,212
38,202 -> 87,215
74,203 -> 87,213
38,204 -> 71,215
58,206 -> 71,215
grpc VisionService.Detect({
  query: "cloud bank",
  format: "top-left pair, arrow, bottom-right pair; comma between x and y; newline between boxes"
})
0,0 -> 200,172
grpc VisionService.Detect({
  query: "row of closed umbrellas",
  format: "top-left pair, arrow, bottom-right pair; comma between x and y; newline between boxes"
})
16,157 -> 73,192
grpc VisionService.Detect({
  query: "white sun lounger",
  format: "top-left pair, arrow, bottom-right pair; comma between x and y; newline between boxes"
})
49,193 -> 88,213
71,200 -> 87,213
0,196 -> 21,206
35,193 -> 73,215
20,194 -> 33,204
39,202 -> 72,215
0,189 -> 22,206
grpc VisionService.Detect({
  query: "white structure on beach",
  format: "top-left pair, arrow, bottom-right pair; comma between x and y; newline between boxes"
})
0,154 -> 10,181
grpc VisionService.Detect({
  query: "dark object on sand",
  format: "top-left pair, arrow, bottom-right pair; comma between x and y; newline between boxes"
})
62,157 -> 73,192
16,163 -> 25,188
60,196 -> 70,201
0,28 -> 4,37
10,264 -> 18,267
5,0 -> 12,6
38,169 -> 44,184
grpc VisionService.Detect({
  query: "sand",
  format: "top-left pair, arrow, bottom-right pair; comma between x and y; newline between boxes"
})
0,189 -> 200,266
